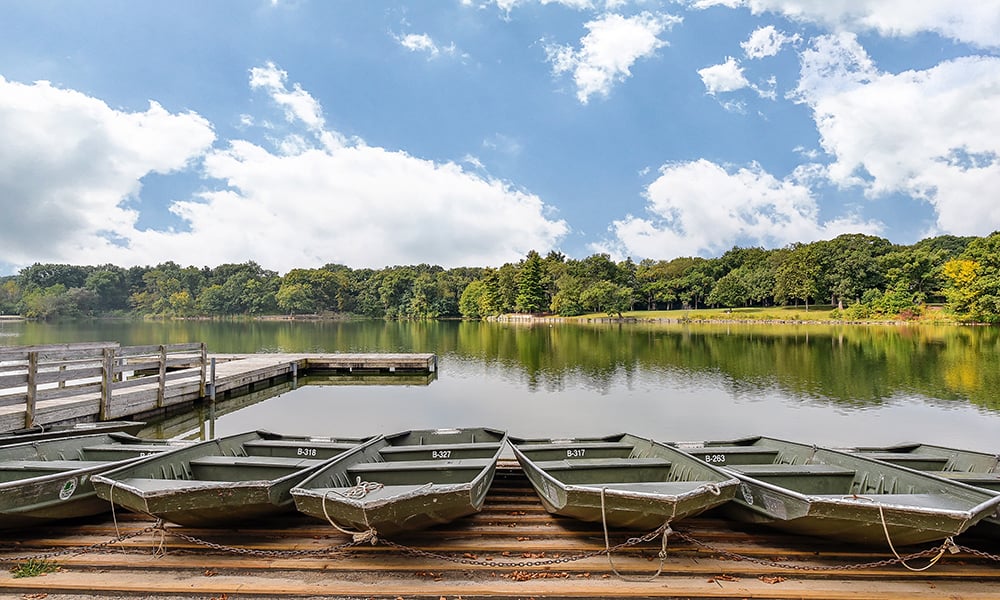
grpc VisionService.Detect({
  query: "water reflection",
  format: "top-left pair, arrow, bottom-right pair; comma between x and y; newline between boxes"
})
4,320 -> 999,452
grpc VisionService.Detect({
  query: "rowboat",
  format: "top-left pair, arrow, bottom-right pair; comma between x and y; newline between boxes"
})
291,427 -> 506,536
675,436 -> 1000,546
0,421 -> 146,446
0,432 -> 185,529
848,442 -> 1000,536
509,433 -> 740,530
848,443 -> 1000,492
92,430 -> 369,527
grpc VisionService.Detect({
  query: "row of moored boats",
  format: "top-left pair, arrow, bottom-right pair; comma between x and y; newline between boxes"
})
1,424 -> 998,548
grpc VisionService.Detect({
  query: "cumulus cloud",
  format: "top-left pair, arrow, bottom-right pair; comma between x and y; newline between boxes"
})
792,34 -> 1000,235
395,33 -> 463,60
698,56 -> 776,102
598,159 -> 881,259
0,76 -> 215,266
741,25 -> 799,58
700,0 -> 1000,48
0,68 -> 568,272
545,12 -> 681,104
698,56 -> 749,94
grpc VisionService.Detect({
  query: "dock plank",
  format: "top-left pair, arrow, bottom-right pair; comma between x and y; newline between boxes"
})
0,466 -> 997,599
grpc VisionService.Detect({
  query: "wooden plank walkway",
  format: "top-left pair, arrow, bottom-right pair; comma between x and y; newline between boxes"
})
0,463 -> 997,599
0,352 -> 436,432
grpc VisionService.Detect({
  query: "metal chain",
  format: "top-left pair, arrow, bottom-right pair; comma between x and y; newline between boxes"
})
163,526 -> 366,558
4,521 -> 997,571
669,529 -> 959,571
0,524 -> 160,564
374,522 -> 672,568
957,543 -> 1000,563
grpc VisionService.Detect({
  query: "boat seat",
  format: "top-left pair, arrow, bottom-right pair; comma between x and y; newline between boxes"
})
80,444 -> 176,460
729,463 -> 856,477
350,458 -> 492,473
380,442 -> 501,460
853,452 -> 950,470
680,446 -> 781,464
189,456 -> 326,469
515,442 -> 635,460
933,471 -> 1000,487
243,439 -> 359,457
0,460 -> 110,471
532,457 -> 672,471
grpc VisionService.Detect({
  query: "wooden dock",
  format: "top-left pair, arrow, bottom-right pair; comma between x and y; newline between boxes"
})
0,463 -> 997,599
0,343 -> 437,432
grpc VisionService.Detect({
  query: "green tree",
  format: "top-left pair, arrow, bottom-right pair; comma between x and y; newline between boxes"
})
459,280 -> 486,319
580,281 -> 633,317
515,251 -> 547,313
774,244 -> 820,309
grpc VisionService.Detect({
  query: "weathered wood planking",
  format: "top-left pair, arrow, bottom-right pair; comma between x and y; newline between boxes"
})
0,348 -> 436,432
0,465 -> 996,599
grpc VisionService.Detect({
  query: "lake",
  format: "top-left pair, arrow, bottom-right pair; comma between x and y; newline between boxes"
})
2,319 -> 998,452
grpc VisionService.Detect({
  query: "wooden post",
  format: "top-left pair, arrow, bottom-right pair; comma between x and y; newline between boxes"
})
100,347 -> 115,420
209,357 -> 217,403
199,342 -> 207,397
157,344 -> 167,408
25,352 -> 38,428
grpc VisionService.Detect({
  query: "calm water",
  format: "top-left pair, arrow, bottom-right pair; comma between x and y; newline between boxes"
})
2,319 -> 998,452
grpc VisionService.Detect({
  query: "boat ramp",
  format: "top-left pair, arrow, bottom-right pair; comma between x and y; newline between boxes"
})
0,461 -> 997,598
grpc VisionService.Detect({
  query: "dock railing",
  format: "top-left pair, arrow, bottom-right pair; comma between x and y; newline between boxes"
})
0,342 -> 207,428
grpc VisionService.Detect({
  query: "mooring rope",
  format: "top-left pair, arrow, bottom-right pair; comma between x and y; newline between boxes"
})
600,486 -> 671,581
321,480 -> 381,544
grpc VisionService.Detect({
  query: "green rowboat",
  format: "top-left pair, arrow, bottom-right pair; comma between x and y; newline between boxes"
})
677,436 -> 1000,546
848,442 -> 1000,536
291,427 -> 506,536
0,432 -> 185,529
848,443 -> 1000,492
0,421 -> 146,446
510,433 -> 740,530
91,430 -> 369,527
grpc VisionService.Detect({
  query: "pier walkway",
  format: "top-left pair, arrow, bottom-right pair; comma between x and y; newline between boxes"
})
0,342 -> 436,432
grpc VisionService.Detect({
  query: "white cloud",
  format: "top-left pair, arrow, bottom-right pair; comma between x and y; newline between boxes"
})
599,159 -> 881,259
0,76 -> 215,266
545,12 -> 681,104
704,1 -> 1000,48
793,34 -> 1000,236
395,33 -> 463,60
698,56 -> 749,94
0,68 -> 568,272
699,56 -> 776,102
742,25 -> 799,59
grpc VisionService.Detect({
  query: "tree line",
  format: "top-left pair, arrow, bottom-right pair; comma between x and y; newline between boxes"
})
1,232 -> 999,322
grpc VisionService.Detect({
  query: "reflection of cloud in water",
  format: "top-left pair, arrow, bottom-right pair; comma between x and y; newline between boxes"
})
209,356 -> 1000,454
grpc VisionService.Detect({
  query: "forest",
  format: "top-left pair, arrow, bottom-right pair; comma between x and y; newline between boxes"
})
1,231 -> 999,323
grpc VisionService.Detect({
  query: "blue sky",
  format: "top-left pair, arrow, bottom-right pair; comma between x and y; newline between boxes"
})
1,1 -> 999,275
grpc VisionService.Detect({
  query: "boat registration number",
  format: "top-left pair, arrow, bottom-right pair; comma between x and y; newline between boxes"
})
566,448 -> 586,458
432,450 -> 452,459
297,447 -> 318,457
703,454 -> 726,464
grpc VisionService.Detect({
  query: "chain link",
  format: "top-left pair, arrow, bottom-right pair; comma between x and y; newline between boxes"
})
0,524 -> 159,564
161,525 -> 367,558
669,529 -> 962,571
957,543 -> 1000,563
374,522 -> 671,568
3,521 -> 998,572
